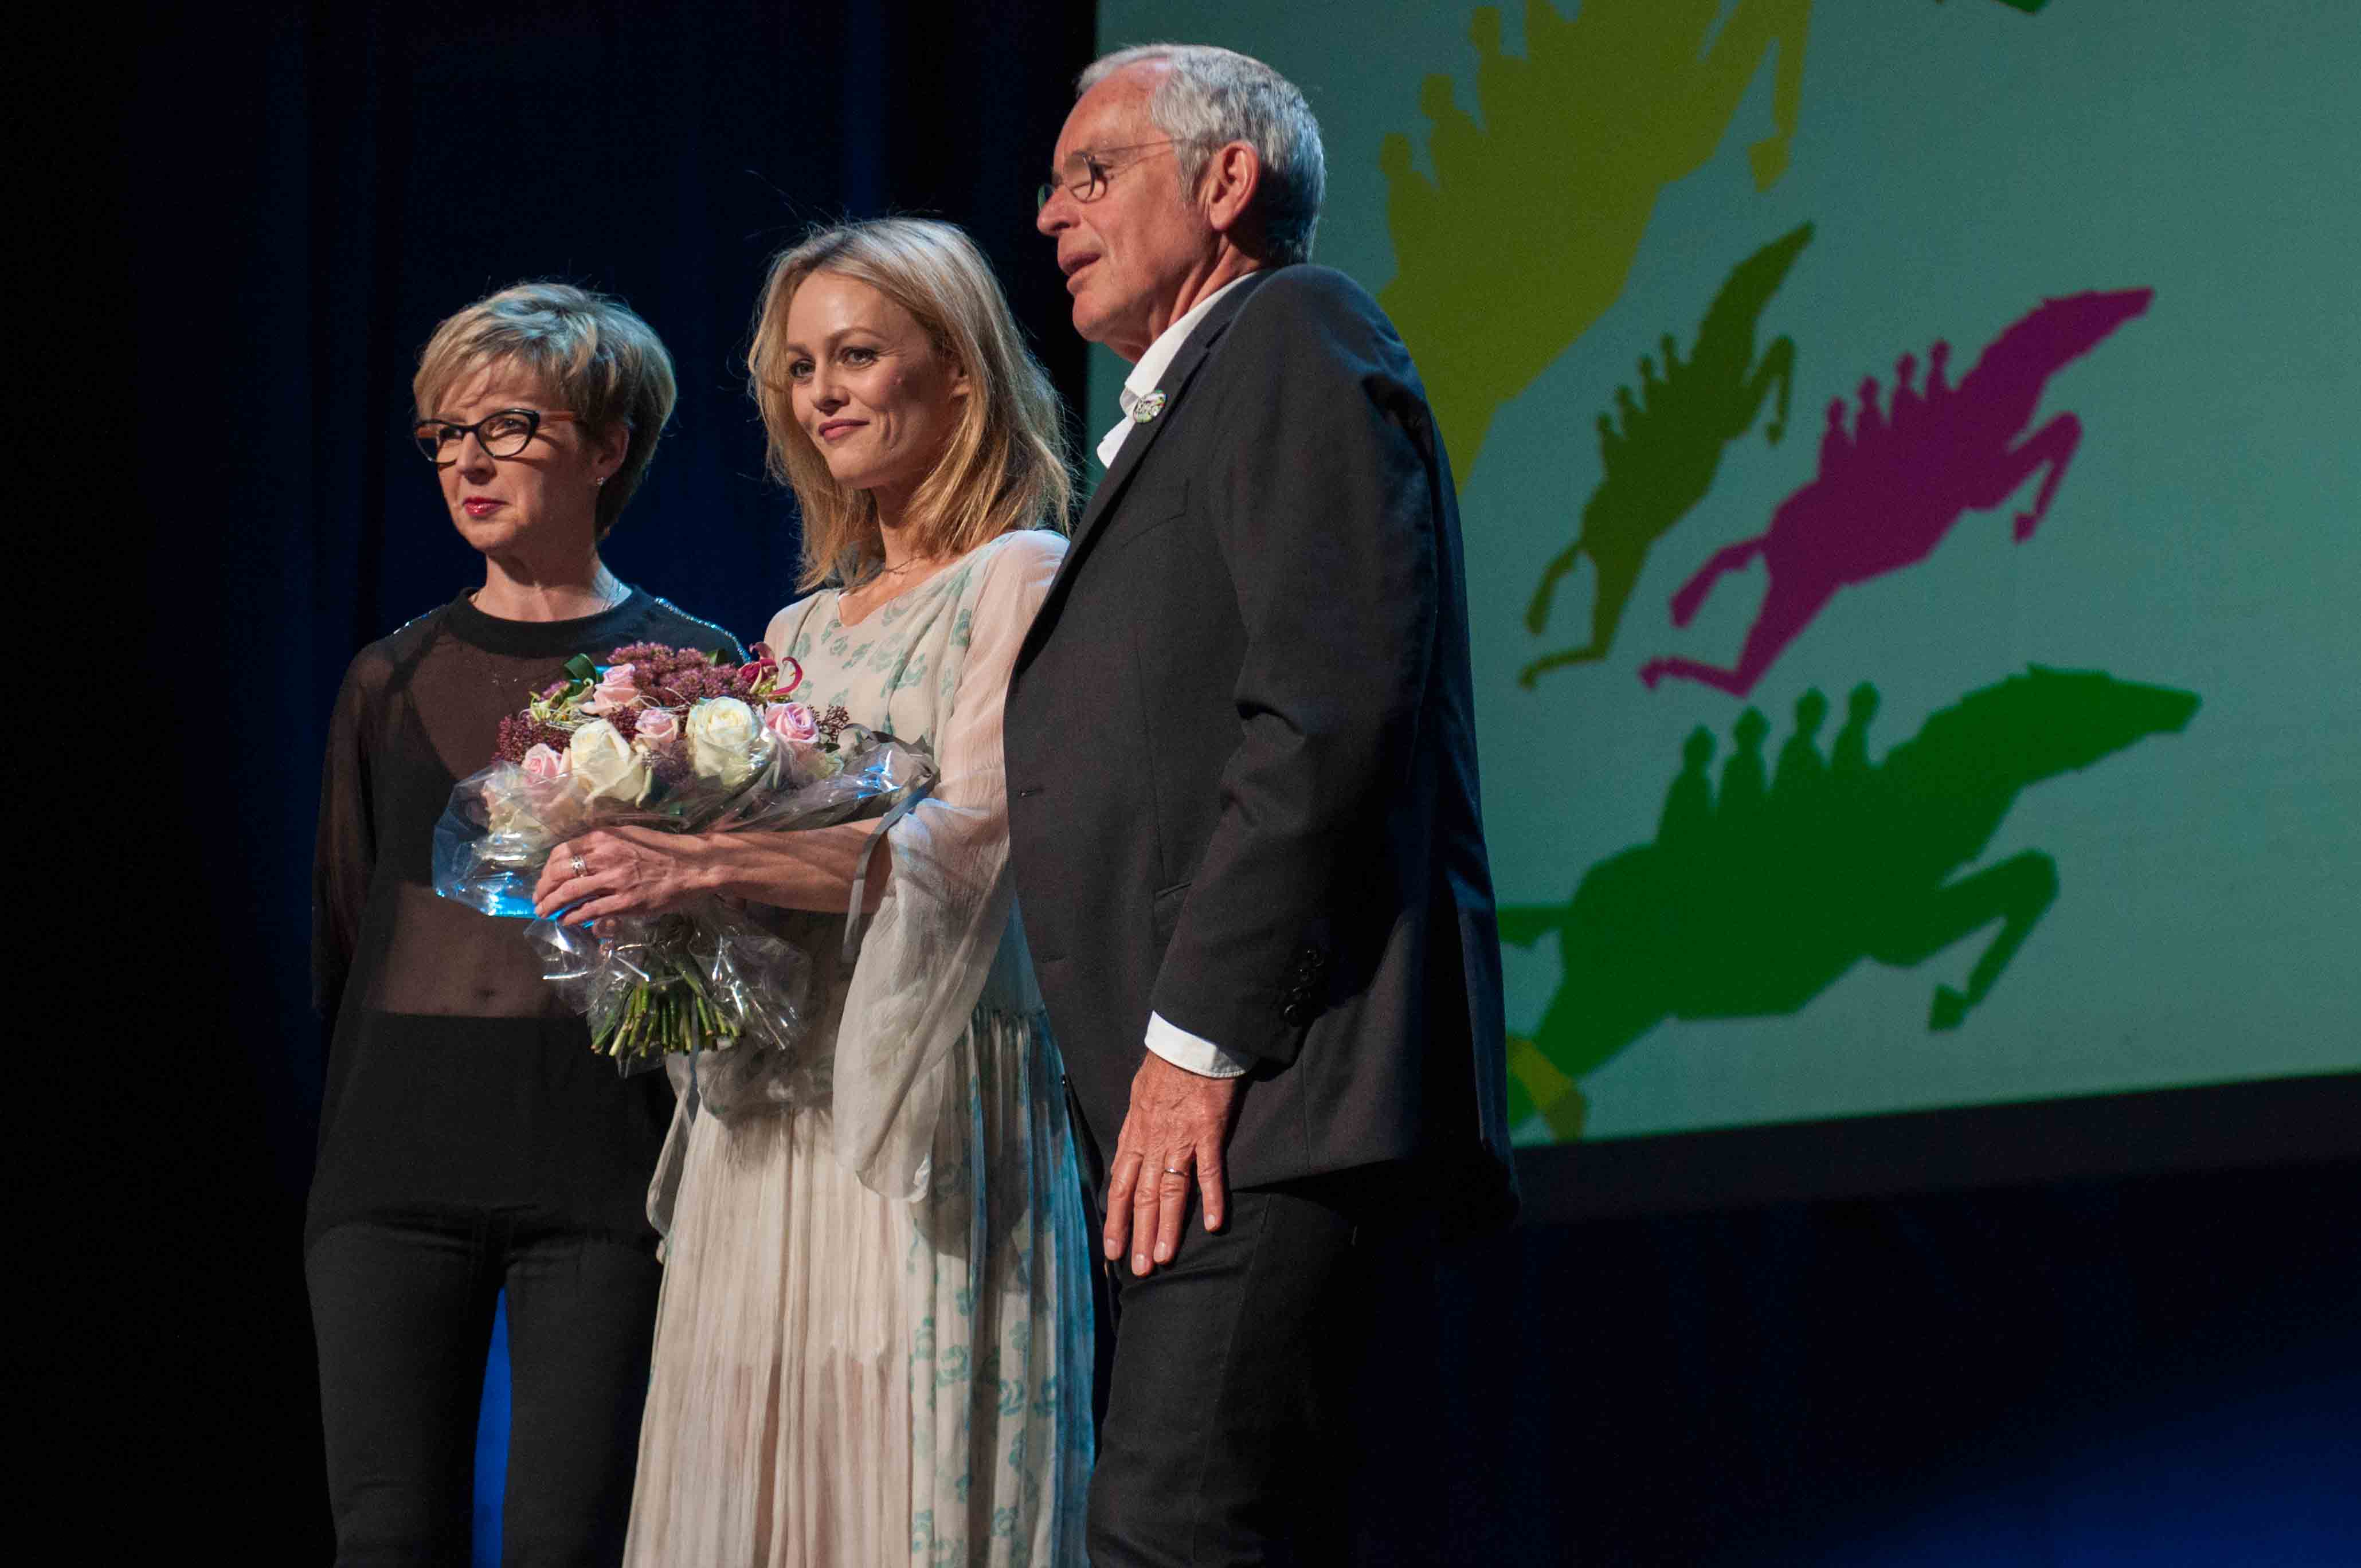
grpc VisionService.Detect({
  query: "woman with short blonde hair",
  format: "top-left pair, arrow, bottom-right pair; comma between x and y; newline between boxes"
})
535,219 -> 1090,1564
414,280 -> 680,540
310,280 -> 740,1563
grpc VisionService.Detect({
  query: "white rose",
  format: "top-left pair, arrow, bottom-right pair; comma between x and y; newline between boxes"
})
687,697 -> 761,788
567,718 -> 652,806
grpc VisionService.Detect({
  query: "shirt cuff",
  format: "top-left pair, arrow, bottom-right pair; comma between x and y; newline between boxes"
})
1144,1011 -> 1253,1079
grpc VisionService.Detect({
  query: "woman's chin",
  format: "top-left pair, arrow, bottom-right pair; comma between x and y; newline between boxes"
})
452,511 -> 531,555
823,454 -> 884,492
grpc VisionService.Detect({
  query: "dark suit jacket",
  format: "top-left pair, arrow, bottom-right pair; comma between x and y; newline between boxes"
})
1005,265 -> 1516,1232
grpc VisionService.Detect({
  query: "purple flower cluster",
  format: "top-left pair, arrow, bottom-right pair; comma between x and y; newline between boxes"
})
644,746 -> 695,791
659,664 -> 745,706
602,641 -> 753,707
494,713 -> 572,765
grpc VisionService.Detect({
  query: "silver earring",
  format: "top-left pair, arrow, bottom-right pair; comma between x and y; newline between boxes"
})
595,476 -> 608,487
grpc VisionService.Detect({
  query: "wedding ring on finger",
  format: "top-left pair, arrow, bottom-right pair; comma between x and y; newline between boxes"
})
570,852 -> 590,879
1163,1165 -> 1188,1176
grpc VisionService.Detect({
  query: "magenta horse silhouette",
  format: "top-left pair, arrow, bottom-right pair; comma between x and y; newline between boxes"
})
1640,288 -> 2153,697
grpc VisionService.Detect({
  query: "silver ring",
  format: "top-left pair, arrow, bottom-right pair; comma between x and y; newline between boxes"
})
1163,1165 -> 1187,1176
570,852 -> 590,878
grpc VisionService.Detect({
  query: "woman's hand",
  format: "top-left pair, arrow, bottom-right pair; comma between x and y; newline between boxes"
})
533,826 -> 727,923
533,819 -> 890,923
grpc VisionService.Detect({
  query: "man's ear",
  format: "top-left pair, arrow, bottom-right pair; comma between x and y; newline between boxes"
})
1200,141 -> 1263,242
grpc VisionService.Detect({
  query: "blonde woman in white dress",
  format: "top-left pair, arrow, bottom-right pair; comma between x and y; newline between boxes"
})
539,218 -> 1087,1566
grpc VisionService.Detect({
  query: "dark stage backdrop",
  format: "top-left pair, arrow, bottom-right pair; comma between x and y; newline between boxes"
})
120,5 -> 2356,1562
136,0 -> 1097,1187
125,2 -> 1095,1554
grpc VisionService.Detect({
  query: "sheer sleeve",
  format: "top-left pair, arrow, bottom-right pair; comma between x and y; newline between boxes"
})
311,656 -> 378,1022
832,530 -> 1066,1200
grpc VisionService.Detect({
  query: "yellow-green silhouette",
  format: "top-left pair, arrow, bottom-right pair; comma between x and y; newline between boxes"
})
1380,0 -> 1813,479
1521,222 -> 1811,684
1498,667 -> 2199,1138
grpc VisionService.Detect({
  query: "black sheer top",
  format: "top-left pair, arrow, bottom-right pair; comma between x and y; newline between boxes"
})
308,588 -> 743,1244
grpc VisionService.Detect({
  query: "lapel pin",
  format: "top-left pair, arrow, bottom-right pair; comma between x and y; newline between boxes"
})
1130,390 -> 1166,425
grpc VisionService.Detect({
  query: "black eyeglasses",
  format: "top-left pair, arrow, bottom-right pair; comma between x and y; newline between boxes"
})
1036,139 -> 1195,211
412,407 -> 577,464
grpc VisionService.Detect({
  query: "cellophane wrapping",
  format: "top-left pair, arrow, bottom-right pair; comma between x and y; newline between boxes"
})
432,720 -> 934,1072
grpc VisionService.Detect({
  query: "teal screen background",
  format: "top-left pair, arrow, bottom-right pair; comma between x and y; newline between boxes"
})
1087,0 -> 2360,1145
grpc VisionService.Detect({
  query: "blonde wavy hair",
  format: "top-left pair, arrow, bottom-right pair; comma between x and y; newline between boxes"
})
747,219 -> 1072,589
413,281 -> 677,541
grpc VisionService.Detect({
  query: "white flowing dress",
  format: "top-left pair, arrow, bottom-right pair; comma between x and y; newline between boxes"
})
625,530 -> 1091,1567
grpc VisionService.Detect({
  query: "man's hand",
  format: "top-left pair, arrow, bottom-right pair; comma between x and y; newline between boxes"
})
1104,1050 -> 1243,1277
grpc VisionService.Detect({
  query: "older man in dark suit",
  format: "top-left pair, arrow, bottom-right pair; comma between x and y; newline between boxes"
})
1007,42 -> 1516,1565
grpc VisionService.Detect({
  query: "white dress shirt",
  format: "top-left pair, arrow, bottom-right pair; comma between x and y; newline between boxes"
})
1098,273 -> 1258,1080
1095,274 -> 1256,469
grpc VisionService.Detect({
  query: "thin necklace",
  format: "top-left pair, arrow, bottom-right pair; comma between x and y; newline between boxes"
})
853,556 -> 936,595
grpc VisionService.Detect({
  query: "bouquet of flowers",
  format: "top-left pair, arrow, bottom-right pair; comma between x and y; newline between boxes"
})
431,641 -> 933,1066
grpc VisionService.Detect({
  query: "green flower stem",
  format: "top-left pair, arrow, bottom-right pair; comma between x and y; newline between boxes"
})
597,947 -> 741,1061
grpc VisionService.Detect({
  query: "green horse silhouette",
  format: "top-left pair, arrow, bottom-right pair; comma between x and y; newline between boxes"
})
1520,222 -> 1811,684
1498,666 -> 2200,1136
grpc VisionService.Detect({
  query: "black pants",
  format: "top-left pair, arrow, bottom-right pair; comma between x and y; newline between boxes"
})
306,1210 -> 662,1567
1084,1168 -> 1443,1567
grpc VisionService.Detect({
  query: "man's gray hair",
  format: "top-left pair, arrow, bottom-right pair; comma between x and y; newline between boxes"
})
1079,44 -> 1326,266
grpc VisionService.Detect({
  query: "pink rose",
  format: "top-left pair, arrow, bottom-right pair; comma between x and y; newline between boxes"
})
633,707 -> 680,746
585,665 -> 639,715
522,743 -> 571,781
763,701 -> 819,748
